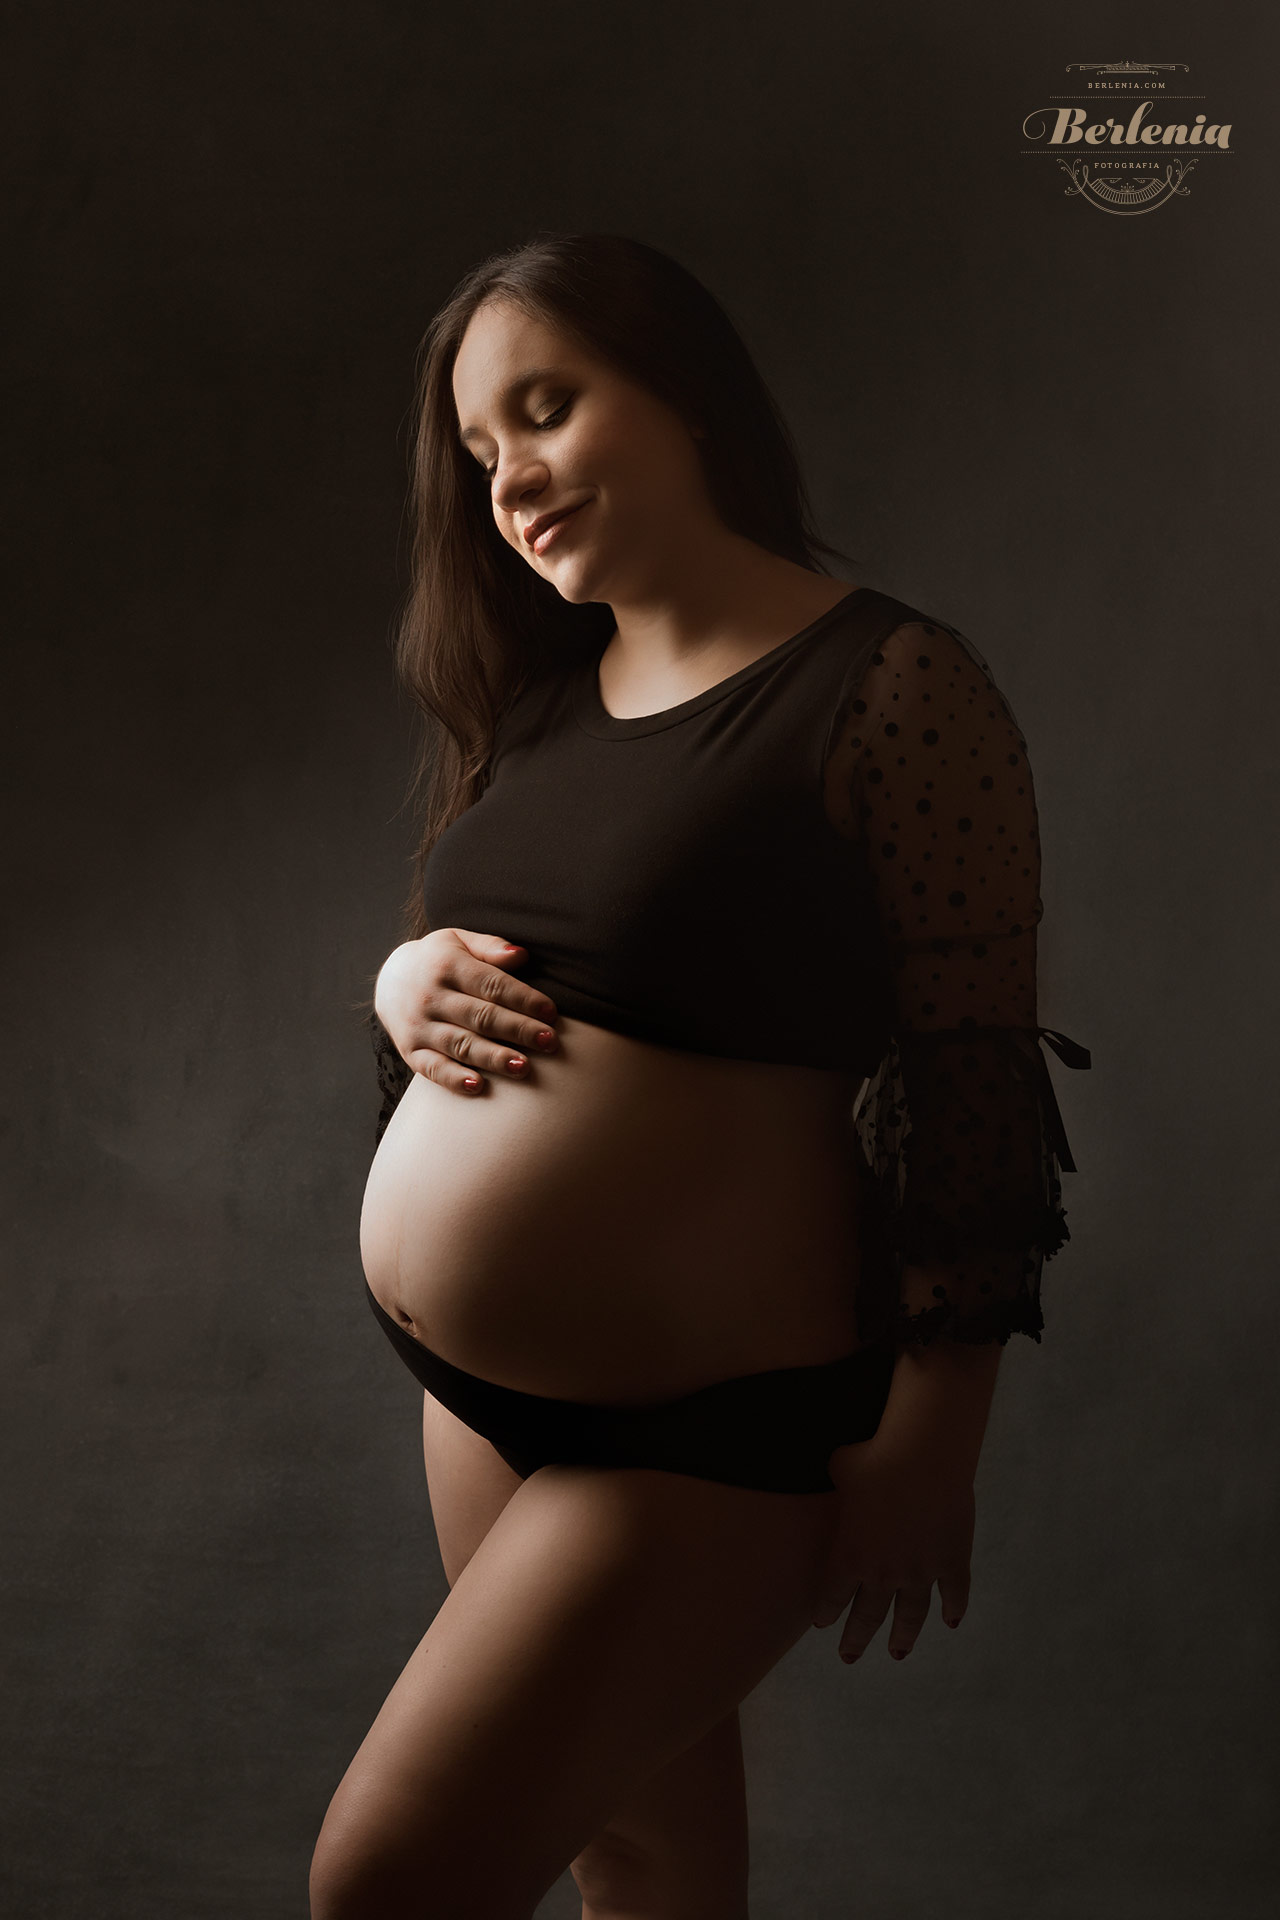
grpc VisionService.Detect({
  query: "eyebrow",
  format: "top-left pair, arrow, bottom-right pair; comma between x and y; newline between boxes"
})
457,366 -> 563,446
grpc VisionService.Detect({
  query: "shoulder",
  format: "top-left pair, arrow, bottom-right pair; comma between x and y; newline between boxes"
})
822,604 -> 1038,837
824,604 -> 1033,788
865,606 -> 996,678
852,608 -> 1022,733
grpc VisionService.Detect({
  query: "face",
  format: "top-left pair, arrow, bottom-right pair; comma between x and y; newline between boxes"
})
451,298 -> 716,605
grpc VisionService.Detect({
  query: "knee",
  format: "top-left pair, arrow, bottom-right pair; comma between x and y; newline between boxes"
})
309,1810 -> 524,1920
308,1833 -> 382,1920
570,1831 -> 660,1920
570,1825 -> 750,1920
308,1820 -> 410,1920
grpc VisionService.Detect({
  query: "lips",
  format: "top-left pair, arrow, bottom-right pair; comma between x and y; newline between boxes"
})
524,502 -> 587,554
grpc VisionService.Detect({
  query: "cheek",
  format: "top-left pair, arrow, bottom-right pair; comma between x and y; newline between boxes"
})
575,428 -> 645,511
595,413 -> 692,510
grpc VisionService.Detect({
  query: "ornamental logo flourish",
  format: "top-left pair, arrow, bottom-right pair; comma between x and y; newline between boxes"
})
1021,61 -> 1234,215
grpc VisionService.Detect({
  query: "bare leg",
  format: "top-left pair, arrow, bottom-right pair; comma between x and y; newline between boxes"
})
309,1398 -> 839,1919
420,1395 -> 750,1920
567,1706 -> 749,1920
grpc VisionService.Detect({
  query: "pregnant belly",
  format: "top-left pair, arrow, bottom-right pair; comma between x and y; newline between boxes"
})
359,1014 -> 873,1402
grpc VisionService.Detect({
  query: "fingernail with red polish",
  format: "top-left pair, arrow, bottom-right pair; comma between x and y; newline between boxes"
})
890,1649 -> 908,1660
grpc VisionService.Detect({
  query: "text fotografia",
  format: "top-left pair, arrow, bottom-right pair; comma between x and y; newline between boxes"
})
1024,103 -> 1231,149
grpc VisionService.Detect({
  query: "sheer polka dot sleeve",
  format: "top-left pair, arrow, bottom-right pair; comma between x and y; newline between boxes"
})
824,616 -> 1091,1349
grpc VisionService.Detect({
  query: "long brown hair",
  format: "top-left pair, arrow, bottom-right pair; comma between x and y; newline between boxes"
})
356,230 -> 856,1016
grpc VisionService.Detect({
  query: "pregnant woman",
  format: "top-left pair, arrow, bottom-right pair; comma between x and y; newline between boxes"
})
310,232 -> 1091,1920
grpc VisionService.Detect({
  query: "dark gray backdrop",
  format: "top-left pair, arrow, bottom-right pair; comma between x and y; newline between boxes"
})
5,2 -> 1275,1915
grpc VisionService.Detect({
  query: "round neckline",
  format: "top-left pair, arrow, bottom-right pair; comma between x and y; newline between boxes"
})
571,585 -> 875,739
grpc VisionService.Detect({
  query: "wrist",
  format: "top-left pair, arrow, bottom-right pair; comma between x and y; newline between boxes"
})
871,1340 -> 1002,1480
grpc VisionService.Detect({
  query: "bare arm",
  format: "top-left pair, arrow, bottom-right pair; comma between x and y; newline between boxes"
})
871,1278 -> 1003,1482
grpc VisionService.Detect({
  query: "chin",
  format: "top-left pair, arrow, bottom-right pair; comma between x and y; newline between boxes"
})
540,562 -> 605,606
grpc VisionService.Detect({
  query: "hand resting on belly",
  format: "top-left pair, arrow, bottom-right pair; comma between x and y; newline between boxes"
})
373,924 -> 563,1095
360,927 -> 871,1401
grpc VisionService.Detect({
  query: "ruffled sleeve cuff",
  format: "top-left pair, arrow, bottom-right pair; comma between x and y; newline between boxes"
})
850,1024 -> 1093,1350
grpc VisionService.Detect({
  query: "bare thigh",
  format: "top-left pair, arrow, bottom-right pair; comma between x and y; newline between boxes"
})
422,1395 -> 751,1919
310,1395 -> 841,1920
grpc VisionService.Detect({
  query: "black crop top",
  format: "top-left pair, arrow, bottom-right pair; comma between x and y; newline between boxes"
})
368,585 -> 1091,1352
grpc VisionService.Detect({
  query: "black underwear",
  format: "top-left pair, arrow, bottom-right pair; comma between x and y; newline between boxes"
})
364,1281 -> 894,1494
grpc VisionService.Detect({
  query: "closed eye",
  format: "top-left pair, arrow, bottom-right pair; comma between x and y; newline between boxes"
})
480,397 -> 571,480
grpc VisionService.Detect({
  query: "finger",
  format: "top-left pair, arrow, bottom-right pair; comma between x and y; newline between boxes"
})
837,1583 -> 893,1664
412,1018 -> 538,1084
937,1563 -> 971,1630
448,928 -> 535,967
811,1587 -> 852,1631
447,927 -> 542,972
460,980 -> 561,1052
886,1583 -> 933,1660
403,1047 -> 490,1097
450,963 -> 560,1047
448,933 -> 559,1018
421,973 -> 554,1050
423,1001 -> 549,1077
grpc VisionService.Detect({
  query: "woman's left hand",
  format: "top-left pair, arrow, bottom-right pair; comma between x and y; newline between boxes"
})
810,1436 -> 976,1662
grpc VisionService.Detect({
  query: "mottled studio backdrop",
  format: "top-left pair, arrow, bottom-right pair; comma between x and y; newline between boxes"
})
4,2 -> 1275,1916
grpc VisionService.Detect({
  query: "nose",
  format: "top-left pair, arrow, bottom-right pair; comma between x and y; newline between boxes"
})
491,451 -> 549,518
